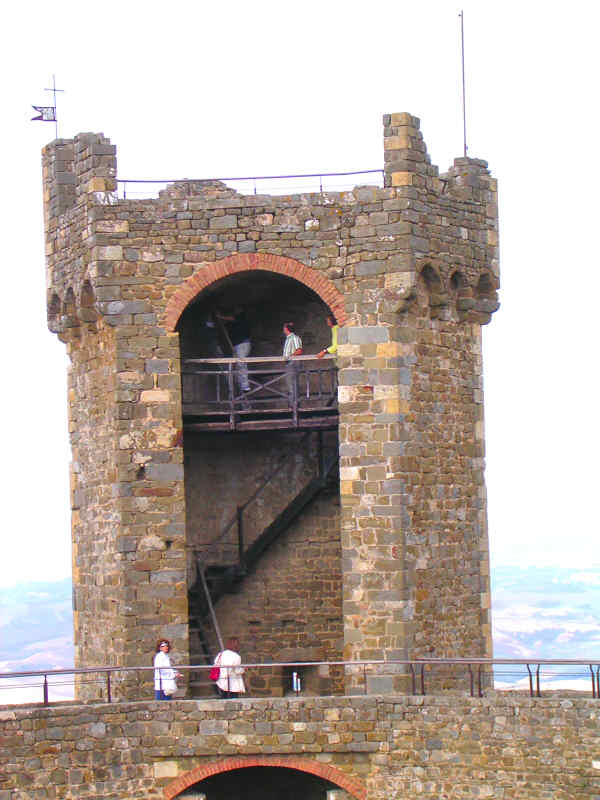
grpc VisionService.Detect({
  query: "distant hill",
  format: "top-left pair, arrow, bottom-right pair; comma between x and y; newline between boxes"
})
0,578 -> 73,673
1,567 -> 599,700
491,565 -> 600,689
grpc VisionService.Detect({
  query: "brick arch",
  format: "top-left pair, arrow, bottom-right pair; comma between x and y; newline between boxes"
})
163,253 -> 347,332
163,755 -> 366,800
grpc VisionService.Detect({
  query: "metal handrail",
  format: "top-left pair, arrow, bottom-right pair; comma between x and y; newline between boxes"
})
2,658 -> 600,706
117,169 -> 385,198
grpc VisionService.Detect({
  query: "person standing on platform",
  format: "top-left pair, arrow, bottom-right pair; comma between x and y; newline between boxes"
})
216,307 -> 252,394
316,313 -> 338,358
153,639 -> 182,700
214,637 -> 246,699
282,322 -> 303,405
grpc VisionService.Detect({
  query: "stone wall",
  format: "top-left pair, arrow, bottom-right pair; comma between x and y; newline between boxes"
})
1,695 -> 598,799
42,113 -> 499,695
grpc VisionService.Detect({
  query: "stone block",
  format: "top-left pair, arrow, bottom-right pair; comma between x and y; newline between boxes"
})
145,463 -> 184,481
95,245 -> 122,260
145,359 -> 170,374
355,260 -> 386,276
390,172 -> 414,187
209,214 -> 237,229
345,327 -> 389,345
116,536 -> 137,553
153,761 -> 179,778
140,389 -> 170,403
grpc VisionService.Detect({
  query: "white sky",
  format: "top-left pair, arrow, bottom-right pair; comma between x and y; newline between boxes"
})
1,0 -> 599,587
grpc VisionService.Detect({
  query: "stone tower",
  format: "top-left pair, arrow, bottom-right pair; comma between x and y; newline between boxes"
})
42,113 -> 499,699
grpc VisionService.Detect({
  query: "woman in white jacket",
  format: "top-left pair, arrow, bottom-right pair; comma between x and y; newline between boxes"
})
153,639 -> 181,700
214,637 -> 246,698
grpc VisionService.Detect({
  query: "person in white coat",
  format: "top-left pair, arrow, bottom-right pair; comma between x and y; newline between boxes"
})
153,639 -> 182,700
214,637 -> 246,698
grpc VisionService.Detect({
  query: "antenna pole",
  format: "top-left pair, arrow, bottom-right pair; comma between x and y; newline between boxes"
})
459,10 -> 468,157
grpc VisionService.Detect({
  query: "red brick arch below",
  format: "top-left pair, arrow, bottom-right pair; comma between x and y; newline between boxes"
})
163,253 -> 347,332
163,755 -> 366,800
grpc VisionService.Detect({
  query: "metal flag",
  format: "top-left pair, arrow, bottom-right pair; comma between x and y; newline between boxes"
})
31,105 -> 56,122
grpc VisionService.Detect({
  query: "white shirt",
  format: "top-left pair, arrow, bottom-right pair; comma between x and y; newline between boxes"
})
283,333 -> 302,359
153,650 -> 177,692
215,648 -> 246,693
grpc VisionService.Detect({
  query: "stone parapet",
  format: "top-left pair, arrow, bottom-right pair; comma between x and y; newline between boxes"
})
1,694 -> 597,799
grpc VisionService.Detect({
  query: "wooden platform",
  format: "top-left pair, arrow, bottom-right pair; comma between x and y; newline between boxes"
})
182,355 -> 338,432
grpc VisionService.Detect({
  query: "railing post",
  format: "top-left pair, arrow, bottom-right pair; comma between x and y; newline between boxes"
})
526,664 -> 534,697
228,362 -> 235,430
420,664 -> 426,696
43,674 -> 49,705
106,671 -> 112,703
292,362 -> 298,427
477,664 -> 483,697
536,664 -> 541,697
410,663 -> 416,695
468,664 -> 474,697
237,505 -> 244,568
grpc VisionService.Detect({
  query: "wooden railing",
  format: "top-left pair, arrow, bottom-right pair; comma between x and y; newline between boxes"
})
182,355 -> 338,431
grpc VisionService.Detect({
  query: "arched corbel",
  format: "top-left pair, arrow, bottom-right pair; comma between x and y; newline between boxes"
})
79,280 -> 99,323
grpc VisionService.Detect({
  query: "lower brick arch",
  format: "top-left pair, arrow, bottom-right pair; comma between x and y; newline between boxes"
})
163,253 -> 347,332
163,755 -> 366,800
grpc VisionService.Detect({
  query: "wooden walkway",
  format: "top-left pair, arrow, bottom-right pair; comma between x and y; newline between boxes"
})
182,355 -> 338,432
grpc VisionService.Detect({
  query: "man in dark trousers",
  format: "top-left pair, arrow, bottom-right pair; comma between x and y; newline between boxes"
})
216,307 -> 252,393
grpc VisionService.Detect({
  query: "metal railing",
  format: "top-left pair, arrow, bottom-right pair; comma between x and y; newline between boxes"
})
117,169 -> 384,199
1,659 -> 599,707
192,429 -> 323,569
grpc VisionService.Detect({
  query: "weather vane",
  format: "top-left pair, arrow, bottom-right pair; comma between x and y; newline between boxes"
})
31,75 -> 64,139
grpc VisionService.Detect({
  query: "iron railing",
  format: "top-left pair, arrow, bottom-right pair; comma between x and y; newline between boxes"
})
1,659 -> 599,707
117,169 -> 384,199
191,429 -> 333,569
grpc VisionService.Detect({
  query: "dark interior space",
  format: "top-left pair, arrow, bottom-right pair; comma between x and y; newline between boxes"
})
180,766 -> 340,800
176,270 -> 333,360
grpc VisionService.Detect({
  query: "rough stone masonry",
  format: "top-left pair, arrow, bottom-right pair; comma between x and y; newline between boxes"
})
1,695 -> 599,798
42,113 -> 499,698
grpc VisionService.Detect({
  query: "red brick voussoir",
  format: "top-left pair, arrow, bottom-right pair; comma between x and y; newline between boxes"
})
163,755 -> 366,799
162,253 -> 347,332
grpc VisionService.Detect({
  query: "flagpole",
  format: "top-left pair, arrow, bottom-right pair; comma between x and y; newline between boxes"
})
44,75 -> 64,139
52,75 -> 58,139
459,10 -> 468,157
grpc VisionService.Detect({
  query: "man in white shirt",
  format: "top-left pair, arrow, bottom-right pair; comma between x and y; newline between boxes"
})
282,322 -> 303,405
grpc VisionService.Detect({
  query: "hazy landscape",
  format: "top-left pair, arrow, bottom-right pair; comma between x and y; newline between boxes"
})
1,567 -> 599,704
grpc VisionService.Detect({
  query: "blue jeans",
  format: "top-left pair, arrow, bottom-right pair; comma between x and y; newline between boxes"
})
233,340 -> 251,392
154,689 -> 172,700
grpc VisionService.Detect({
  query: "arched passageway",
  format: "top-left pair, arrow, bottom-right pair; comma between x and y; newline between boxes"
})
177,766 -> 340,799
165,759 -> 365,800
176,268 -> 334,361
178,267 -> 343,699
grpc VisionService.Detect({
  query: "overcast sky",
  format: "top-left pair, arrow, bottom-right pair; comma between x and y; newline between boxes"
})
1,0 -> 599,587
